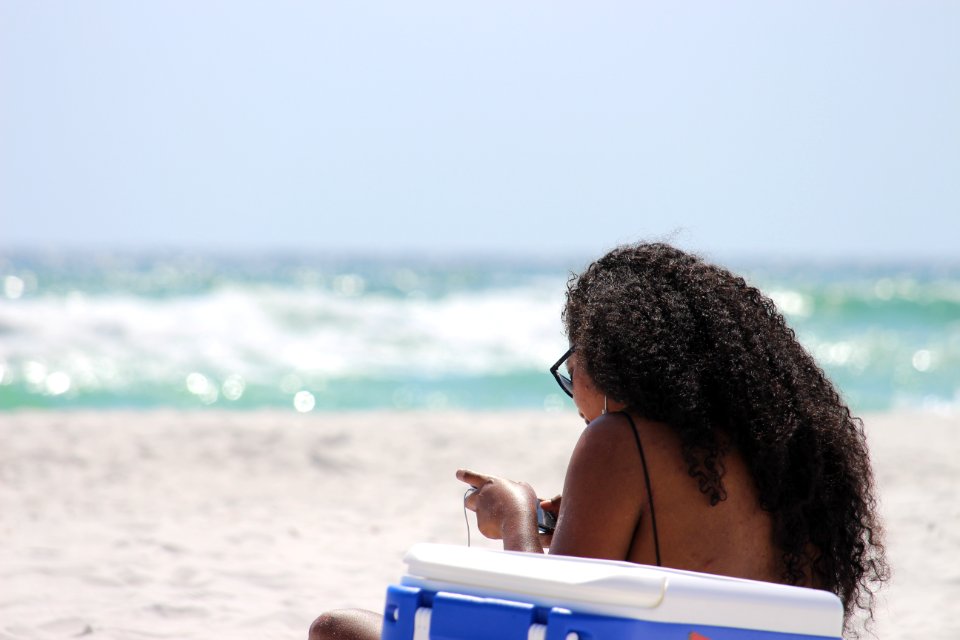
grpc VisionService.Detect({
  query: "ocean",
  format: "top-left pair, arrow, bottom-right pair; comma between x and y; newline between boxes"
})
1,251 -> 957,414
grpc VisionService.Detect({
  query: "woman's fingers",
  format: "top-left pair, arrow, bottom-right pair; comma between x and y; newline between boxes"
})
539,494 -> 562,516
458,469 -> 488,512
463,487 -> 479,512
459,469 -> 498,512
456,468 -> 490,487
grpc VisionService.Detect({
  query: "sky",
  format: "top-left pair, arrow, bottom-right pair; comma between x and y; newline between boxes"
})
1,1 -> 958,261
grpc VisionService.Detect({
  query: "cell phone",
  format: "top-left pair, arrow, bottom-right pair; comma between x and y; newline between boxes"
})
536,504 -> 557,534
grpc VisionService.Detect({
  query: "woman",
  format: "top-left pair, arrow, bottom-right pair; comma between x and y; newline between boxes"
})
310,243 -> 887,639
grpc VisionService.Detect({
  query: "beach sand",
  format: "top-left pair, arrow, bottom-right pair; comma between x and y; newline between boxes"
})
1,410 -> 957,639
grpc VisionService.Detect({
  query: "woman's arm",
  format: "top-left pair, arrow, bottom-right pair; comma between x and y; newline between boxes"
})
546,413 -> 647,561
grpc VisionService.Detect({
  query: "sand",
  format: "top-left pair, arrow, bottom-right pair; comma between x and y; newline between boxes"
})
0,410 -> 957,639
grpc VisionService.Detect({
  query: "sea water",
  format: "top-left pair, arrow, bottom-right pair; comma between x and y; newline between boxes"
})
1,251 -> 957,413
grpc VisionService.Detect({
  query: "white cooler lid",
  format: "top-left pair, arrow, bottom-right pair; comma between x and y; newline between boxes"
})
400,544 -> 843,638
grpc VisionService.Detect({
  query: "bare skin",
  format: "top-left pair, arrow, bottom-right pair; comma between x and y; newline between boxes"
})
308,352 -> 786,640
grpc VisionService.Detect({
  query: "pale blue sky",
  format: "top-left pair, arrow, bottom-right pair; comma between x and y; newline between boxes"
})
1,1 -> 958,260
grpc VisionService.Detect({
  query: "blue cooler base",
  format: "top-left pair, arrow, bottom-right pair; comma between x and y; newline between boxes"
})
381,584 -> 833,640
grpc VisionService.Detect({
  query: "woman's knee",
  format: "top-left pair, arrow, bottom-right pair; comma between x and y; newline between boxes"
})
309,608 -> 382,640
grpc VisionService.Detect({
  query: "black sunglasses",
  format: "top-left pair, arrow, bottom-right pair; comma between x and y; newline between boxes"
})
550,347 -> 574,397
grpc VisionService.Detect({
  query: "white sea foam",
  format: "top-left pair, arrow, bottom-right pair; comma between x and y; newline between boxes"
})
0,278 -> 570,396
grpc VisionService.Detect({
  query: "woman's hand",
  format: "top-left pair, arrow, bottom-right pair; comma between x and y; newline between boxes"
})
456,468 -> 543,553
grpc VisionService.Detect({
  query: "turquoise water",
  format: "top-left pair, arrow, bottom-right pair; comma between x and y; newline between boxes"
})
1,252 -> 957,413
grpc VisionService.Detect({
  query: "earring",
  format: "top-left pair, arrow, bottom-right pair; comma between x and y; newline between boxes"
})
603,395 -> 608,415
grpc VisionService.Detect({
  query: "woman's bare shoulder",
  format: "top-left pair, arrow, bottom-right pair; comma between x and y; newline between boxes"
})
574,412 -> 644,456
579,413 -> 682,461
568,412 -> 683,482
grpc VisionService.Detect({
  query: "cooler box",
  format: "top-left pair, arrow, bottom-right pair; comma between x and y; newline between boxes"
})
380,544 -> 843,640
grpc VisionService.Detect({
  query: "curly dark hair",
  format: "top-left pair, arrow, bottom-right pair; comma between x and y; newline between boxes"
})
563,242 -> 888,628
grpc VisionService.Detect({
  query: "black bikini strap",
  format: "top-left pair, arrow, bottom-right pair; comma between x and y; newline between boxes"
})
618,411 -> 661,567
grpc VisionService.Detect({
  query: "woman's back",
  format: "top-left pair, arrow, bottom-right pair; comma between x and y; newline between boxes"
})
623,415 -> 783,582
548,412 -> 784,585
